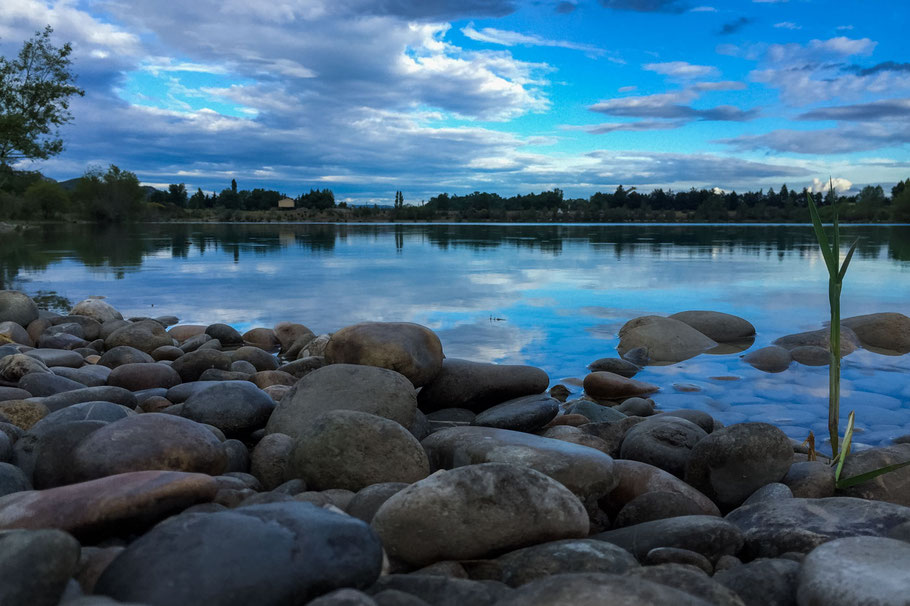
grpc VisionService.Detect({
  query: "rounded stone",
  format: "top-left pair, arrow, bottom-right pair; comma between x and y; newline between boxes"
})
838,444 -> 910,506
231,346 -> 279,371
372,463 -> 590,567
583,371 -> 659,400
842,312 -> 910,354
274,322 -> 316,356
471,393 -> 559,432
241,327 -> 280,352
105,320 -> 175,354
592,515 -> 744,562
108,362 -> 182,391
790,345 -> 830,366
180,381 -> 275,436
266,364 -> 418,439
288,410 -> 429,492
71,413 -> 227,481
325,322 -> 444,387
782,460 -> 835,498
0,353 -> 50,382
70,299 -> 123,324
0,291 -> 39,328
0,461 -> 31,497
668,311 -> 755,343
18,372 -> 85,397
587,357 -> 640,378
494,573 -> 714,606
99,346 -> 154,368
655,409 -> 716,434
713,558 -> 799,606
170,349 -> 233,382
618,315 -> 718,364
205,323 -> 244,347
742,346 -> 792,373
150,345 -> 184,362
0,400 -> 49,430
616,397 -> 654,416
250,433 -> 295,490
0,321 -> 32,346
773,326 -> 860,357
798,536 -> 910,606
0,528 -> 81,606
684,422 -> 793,509
494,539 -> 640,587
601,459 -> 720,518
347,482 -> 409,524
614,490 -> 710,528
620,416 -> 707,478
416,358 -> 549,414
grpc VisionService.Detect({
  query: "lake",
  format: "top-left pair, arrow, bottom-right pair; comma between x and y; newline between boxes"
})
4,222 -> 910,449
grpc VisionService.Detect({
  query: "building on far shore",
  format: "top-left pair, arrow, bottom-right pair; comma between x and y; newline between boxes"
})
278,198 -> 295,210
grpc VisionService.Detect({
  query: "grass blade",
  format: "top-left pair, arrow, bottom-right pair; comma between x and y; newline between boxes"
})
836,460 -> 910,489
838,238 -> 858,283
834,411 -> 855,481
807,194 -> 836,275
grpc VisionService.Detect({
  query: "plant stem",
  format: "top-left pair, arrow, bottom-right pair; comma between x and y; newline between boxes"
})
829,279 -> 840,458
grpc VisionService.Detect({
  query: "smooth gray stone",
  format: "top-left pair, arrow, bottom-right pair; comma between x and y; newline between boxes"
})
348,482 -> 409,524
725,497 -> 910,559
18,372 -> 85,397
643,548 -> 713,575
417,358 -> 548,414
50,365 -> 110,387
614,490 -> 710,528
798,536 -> 910,606
837,444 -> 910,506
98,345 -> 154,369
566,400 -> 628,423
743,483 -> 793,506
166,380 -> 247,403
367,575 -> 509,606
587,357 -> 640,377
25,348 -> 84,368
0,528 -> 81,606
0,461 -> 31,496
713,558 -> 799,606
592,515 -> 744,562
94,502 -> 383,606
471,394 -> 559,432
41,386 -> 138,412
625,563 -> 745,606
655,409 -> 716,434
180,381 -> 275,435
620,416 -> 706,479
493,539 -> 639,587
493,573 -> 714,606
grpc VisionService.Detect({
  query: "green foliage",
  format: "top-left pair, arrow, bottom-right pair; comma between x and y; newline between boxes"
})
0,26 -> 84,166
74,165 -> 143,223
893,181 -> 910,223
24,179 -> 69,219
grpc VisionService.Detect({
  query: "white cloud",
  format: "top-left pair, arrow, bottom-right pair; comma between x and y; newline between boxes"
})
809,177 -> 852,194
773,22 -> 801,30
690,6 -> 717,12
461,23 -> 604,55
643,61 -> 720,80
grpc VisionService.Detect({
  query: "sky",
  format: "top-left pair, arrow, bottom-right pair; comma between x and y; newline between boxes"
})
1,0 -> 908,204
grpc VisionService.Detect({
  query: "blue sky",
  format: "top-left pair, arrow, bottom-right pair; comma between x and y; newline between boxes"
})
2,0 -> 908,203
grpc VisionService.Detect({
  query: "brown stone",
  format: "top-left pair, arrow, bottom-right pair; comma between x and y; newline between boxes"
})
0,471 -> 217,538
544,414 -> 591,428
252,370 -> 297,389
602,459 -> 720,518
167,325 -> 207,343
842,312 -> 910,354
583,371 -> 659,400
0,400 -> 48,430
242,327 -> 280,352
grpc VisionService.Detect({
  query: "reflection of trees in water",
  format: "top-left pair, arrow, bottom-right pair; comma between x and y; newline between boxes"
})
2,223 -> 908,289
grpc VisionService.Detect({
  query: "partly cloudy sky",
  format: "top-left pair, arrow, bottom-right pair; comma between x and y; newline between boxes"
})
1,0 -> 908,203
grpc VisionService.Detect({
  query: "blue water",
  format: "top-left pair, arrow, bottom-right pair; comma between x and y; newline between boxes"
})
5,222 -> 910,448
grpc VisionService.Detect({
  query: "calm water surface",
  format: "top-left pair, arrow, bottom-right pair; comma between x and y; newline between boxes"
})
4,222 -> 910,449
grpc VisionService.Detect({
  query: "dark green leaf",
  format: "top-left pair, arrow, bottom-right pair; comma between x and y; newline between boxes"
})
836,460 -> 910,489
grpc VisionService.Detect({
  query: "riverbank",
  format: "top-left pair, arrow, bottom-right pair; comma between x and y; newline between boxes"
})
1,290 -> 909,604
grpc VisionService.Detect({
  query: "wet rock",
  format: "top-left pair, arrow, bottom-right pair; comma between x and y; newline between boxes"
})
493,573 -> 713,606
231,345 -> 279,371
626,563 -> 743,606
51,364 -> 110,387
179,332 -> 213,352
151,345 -> 184,361
0,290 -> 39,327
773,326 -> 860,356
417,358 -> 549,414
0,471 -> 217,538
287,410 -> 429,491
99,345 -> 154,368
422,426 -> 616,504
782,461 -> 835,498
614,490 -> 711,528
583,371 -> 659,400
0,528 -> 80,606
205,323 -> 244,347
685,422 -> 793,509
325,322 -> 444,387
252,370 -> 296,389
0,353 -> 50,382
620,416 -> 707,478
41,386 -> 137,412
19,371 -> 85,396
668,311 -> 755,343
618,316 -> 718,364
539,426 -> 611,453
616,397 -> 654,416
592,515 -> 744,562
713,558 -> 799,606
471,393 -> 559,432
71,413 -> 227,481
108,362 -> 182,391
71,298 -> 122,324
655,409 -> 716,434
0,461 -> 31,496
842,312 -> 910,355
0,320 -> 32,346
493,539 -> 639,587
180,380 -> 275,435
581,417 -> 647,457
602,459 -> 720,518
798,536 -> 910,606
587,357 -> 640,378
742,483 -> 793,506
95,502 -> 383,605
725,496 -> 910,558
367,575 -> 509,606
241,327 -> 280,352
742,346 -> 792,373
566,399 -> 628,423
105,320 -> 175,354
643,548 -> 713,574
837,443 -> 910,506
372,463 -> 589,567
0,386 -> 31,402
168,324 -> 206,343
347,482 -> 409,524
548,384 -> 571,402
30,420 -> 108,488
277,356 -> 327,378
790,345 -> 830,366
170,349 -> 233,382
274,322 -> 316,357
266,364 -> 417,439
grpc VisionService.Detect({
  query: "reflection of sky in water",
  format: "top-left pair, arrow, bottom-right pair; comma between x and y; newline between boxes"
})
12,223 -> 910,449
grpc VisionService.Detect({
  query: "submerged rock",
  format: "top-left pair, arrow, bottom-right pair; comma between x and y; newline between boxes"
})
617,316 -> 718,364
842,312 -> 910,354
668,311 -> 755,343
417,358 -> 549,413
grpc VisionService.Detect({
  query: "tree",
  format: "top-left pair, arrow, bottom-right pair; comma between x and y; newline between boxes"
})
75,165 -> 143,222
167,183 -> 188,207
0,26 -> 84,168
188,187 -> 206,209
24,179 -> 69,218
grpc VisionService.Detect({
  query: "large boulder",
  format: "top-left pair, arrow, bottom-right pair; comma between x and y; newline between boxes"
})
0,471 -> 217,538
266,364 -> 417,438
713,558 -> 800,606
841,312 -> 910,354
372,463 -> 589,567
583,371 -> 659,400
287,410 -> 430,492
617,316 -> 718,364
619,416 -> 707,479
603,459 -> 720,518
742,346 -> 792,373
71,413 -> 227,481
105,320 -> 175,354
684,422 -> 793,510
836,444 -> 910,506
668,311 -> 755,343
725,496 -> 910,558
0,291 -> 39,328
471,394 -> 559,432
798,536 -> 910,606
325,322 -> 444,387
180,381 -> 275,436
95,502 -> 383,606
417,358 -> 549,414
108,362 -> 182,391
71,298 -> 123,324
0,528 -> 80,606
422,426 -> 616,504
